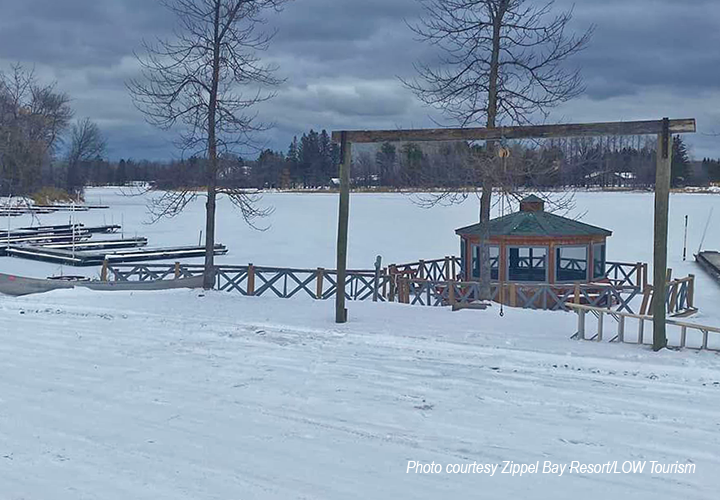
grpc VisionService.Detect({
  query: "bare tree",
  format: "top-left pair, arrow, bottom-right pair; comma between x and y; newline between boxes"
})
66,118 -> 107,197
403,0 -> 593,298
128,0 -> 287,289
0,64 -> 73,196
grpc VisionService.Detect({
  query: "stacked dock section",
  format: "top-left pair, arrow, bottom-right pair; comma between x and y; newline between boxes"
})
1,223 -> 228,266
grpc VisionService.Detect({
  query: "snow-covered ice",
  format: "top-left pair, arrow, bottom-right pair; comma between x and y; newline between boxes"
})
1,188 -> 719,498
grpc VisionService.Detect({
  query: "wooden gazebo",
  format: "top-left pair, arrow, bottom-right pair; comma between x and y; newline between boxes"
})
457,195 -> 612,284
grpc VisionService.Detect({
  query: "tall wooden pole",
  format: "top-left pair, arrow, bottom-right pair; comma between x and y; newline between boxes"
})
335,132 -> 351,323
652,118 -> 672,351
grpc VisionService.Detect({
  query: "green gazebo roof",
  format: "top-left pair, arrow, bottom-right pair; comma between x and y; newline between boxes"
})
456,197 -> 612,238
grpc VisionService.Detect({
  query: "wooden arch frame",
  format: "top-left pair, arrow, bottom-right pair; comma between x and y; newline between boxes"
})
332,118 -> 697,351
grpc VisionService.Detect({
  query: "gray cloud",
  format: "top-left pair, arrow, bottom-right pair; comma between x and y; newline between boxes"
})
0,0 -> 718,160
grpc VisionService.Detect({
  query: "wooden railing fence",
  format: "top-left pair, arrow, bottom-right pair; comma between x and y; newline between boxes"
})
109,263 -> 391,302
105,259 -> 694,317
389,256 -> 461,283
393,278 -> 642,313
635,274 -> 697,317
568,303 -> 718,351
605,261 -> 648,289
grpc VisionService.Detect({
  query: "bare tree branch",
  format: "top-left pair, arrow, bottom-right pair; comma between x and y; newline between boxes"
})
401,0 -> 592,298
128,0 -> 288,288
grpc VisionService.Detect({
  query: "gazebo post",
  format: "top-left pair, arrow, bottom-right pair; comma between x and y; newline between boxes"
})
652,119 -> 672,351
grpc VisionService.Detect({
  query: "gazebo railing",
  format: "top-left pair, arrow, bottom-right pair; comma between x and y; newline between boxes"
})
392,278 -> 642,314
605,261 -> 647,289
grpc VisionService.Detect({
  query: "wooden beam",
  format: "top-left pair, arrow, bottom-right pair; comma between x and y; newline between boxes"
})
653,119 -> 672,351
332,118 -> 696,144
335,132 -> 351,323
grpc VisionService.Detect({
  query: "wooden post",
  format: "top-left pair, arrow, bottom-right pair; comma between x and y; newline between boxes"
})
101,259 -> 109,282
618,315 -> 626,343
597,311 -> 604,341
174,261 -> 181,279
640,285 -> 652,315
680,326 -> 687,348
451,257 -> 457,281
335,132 -> 351,323
688,274 -> 695,308
400,279 -> 408,304
668,280 -> 679,315
574,283 -> 581,305
382,267 -> 388,299
373,256 -> 382,302
509,283 -> 517,307
448,280 -> 456,306
578,309 -> 586,340
316,268 -> 325,299
389,265 -> 397,302
635,262 -> 643,288
652,119 -> 672,351
418,260 -> 425,280
444,256 -> 450,281
247,264 -> 255,296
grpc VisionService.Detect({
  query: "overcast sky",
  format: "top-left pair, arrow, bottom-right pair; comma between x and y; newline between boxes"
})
0,0 -> 718,160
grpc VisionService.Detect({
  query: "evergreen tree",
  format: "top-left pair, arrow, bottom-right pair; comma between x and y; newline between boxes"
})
299,130 -> 322,187
671,135 -> 690,187
376,142 -> 397,186
702,158 -> 720,184
255,149 -> 285,189
286,136 -> 300,187
116,159 -> 127,185
319,129 -> 337,185
401,143 -> 425,186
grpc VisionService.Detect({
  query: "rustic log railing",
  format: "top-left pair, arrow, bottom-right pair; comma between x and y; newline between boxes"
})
568,303 -> 718,351
393,278 -> 641,313
605,261 -> 647,289
108,263 -> 391,302
389,256 -> 461,283
636,274 -> 697,317
104,260 -> 693,317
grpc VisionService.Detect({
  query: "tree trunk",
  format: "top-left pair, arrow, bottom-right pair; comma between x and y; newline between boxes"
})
477,1 -> 505,300
203,177 -> 218,289
203,0 -> 222,291
478,180 -> 492,299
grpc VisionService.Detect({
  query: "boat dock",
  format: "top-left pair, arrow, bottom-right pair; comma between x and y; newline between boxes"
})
1,222 -> 229,266
696,251 -> 720,282
4,244 -> 228,266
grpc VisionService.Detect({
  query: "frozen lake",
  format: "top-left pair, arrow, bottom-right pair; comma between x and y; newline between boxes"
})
2,187 -> 719,321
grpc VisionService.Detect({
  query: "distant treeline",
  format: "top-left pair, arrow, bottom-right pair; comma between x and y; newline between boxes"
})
97,133 -> 717,191
5,126 -> 720,196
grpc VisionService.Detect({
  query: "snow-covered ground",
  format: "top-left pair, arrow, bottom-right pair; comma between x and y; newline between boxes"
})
1,188 -> 720,498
